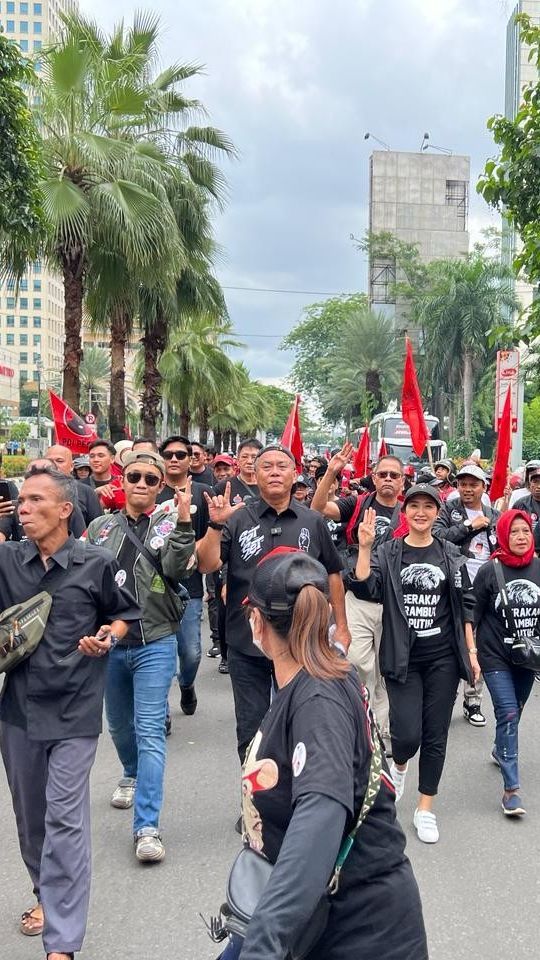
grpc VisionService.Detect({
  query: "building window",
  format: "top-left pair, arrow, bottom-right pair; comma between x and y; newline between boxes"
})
446,180 -> 468,230
19,38 -> 28,50
20,278 -> 28,291
6,297 -> 15,309
32,18 -> 40,32
20,370 -> 28,383
6,1 -> 14,10
20,352 -> 28,364
33,369 -> 39,380
6,278 -> 15,291
33,334 -> 41,345
33,0 -> 41,10
33,298 -> 41,309
33,38 -> 41,49
33,279 -> 41,291
20,1 -> 28,11
33,259 -> 41,272
5,19 -> 14,30
20,316 -> 28,327
33,316 -> 41,327
20,334 -> 28,345
370,258 -> 396,304
20,297 -> 28,309
19,19 -> 28,32
6,335 -> 14,346
6,316 -> 15,327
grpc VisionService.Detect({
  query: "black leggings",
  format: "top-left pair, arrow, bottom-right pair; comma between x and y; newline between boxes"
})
386,653 -> 460,796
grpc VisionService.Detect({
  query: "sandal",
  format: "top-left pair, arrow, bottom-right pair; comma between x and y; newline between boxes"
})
20,905 -> 44,936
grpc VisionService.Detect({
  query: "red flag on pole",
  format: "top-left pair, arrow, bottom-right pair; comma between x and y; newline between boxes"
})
353,425 -> 370,477
49,390 -> 98,454
401,337 -> 429,457
280,394 -> 304,470
490,387 -> 512,503
378,439 -> 388,459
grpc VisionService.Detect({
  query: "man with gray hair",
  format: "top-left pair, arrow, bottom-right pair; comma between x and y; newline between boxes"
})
0,464 -> 139,960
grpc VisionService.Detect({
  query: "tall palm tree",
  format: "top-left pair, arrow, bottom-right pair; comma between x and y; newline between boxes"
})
79,345 -> 110,428
37,12 -> 183,410
412,255 -> 519,439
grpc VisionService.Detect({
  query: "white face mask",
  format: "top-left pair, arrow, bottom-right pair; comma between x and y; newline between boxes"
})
249,614 -> 267,656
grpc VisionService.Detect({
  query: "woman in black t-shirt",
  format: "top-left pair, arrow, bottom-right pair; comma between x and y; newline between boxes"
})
473,509 -> 540,817
217,548 -> 427,960
347,484 -> 478,845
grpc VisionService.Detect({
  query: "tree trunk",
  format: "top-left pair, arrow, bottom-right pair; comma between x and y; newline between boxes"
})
223,429 -> 231,451
463,351 -> 474,441
199,404 -> 209,445
214,429 -> 223,452
61,252 -> 85,411
109,304 -> 130,442
230,430 -> 238,454
448,394 -> 456,439
365,369 -> 383,415
140,313 -> 167,439
180,408 -> 190,436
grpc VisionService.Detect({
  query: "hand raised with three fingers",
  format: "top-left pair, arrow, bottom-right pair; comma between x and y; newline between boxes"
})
357,506 -> 377,549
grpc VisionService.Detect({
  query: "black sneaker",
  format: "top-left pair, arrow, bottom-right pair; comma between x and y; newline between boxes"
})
218,659 -> 229,675
234,815 -> 243,835
463,702 -> 486,727
206,644 -> 220,658
180,684 -> 197,716
165,715 -> 172,737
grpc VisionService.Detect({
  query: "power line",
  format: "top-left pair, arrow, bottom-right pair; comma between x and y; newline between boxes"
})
222,284 -> 358,296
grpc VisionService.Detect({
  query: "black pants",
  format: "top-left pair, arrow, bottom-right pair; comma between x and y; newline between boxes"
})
386,653 -> 460,796
227,647 -> 273,763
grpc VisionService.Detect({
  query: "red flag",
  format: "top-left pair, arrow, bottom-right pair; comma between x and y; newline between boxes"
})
49,390 -> 98,454
353,425 -> 370,477
490,387 -> 512,502
280,394 -> 304,470
378,439 -> 388,459
401,337 -> 429,457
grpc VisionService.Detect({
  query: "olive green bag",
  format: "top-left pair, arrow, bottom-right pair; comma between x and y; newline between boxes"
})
0,591 -> 53,674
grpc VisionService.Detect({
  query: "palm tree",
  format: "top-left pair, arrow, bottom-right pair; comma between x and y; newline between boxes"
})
37,12 -> 183,410
320,307 -> 402,425
411,255 -> 519,439
79,345 -> 110,429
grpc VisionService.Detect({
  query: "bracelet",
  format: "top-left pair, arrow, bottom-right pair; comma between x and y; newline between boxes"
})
468,647 -> 478,655
208,521 -> 224,531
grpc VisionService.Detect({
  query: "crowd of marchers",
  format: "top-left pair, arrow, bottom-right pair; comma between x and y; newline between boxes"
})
1,436 -> 539,960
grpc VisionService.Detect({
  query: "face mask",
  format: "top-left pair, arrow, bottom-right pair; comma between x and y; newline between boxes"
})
249,614 -> 267,657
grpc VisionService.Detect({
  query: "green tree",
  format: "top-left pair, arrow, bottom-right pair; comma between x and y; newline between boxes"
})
281,294 -> 368,411
0,35 -> 46,278
523,395 -> 540,460
10,422 -> 31,442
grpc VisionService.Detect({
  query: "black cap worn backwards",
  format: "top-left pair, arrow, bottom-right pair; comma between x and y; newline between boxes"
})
245,548 -> 329,617
256,444 -> 296,463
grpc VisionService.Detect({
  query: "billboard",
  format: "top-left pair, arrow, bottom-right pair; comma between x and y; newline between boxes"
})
495,349 -> 519,433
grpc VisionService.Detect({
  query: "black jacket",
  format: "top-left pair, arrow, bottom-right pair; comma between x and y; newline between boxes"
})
432,497 -> 500,557
345,537 -> 474,684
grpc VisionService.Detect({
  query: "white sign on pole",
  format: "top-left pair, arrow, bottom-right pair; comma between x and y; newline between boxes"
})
495,349 -> 519,433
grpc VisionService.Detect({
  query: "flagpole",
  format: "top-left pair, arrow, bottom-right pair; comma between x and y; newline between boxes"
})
426,438 -> 435,471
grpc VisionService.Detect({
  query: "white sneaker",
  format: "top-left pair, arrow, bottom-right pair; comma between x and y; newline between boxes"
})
389,762 -> 408,802
111,778 -> 136,809
413,808 -> 439,844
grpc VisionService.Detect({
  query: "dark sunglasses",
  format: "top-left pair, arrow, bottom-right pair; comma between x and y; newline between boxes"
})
374,470 -> 402,480
162,450 -> 189,461
125,471 -> 161,487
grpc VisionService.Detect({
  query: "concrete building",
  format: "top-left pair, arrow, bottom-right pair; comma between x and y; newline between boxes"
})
0,0 -> 78,406
368,150 -> 470,334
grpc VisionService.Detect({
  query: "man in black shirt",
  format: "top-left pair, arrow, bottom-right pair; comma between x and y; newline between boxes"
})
189,441 -> 215,485
157,435 -> 212,716
199,444 -> 349,768
46,444 -> 103,526
0,465 -> 138,958
214,436 -> 263,504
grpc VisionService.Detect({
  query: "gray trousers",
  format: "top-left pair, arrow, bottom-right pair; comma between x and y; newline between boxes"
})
0,722 -> 98,954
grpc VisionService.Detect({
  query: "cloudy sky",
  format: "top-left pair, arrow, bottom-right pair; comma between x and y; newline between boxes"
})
84,0 -> 513,383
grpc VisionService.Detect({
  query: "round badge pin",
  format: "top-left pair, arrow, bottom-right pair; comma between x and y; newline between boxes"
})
150,536 -> 165,550
292,742 -> 307,778
115,569 -> 127,587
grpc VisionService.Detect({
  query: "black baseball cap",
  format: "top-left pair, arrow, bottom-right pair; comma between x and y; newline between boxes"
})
244,548 -> 329,616
256,444 -> 295,463
402,483 -> 442,509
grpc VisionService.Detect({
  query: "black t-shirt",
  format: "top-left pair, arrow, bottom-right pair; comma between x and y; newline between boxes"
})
242,669 -> 407,886
214,476 -> 259,504
474,558 -> 540,672
338,495 -> 395,541
222,498 -> 342,656
189,465 -> 214,486
155,481 -> 210,599
400,540 -> 453,661
116,513 -> 150,645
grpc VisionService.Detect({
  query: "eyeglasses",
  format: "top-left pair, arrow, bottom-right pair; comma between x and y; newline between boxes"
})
191,452 -> 203,459
125,471 -> 161,487
162,450 -> 189,461
374,470 -> 402,480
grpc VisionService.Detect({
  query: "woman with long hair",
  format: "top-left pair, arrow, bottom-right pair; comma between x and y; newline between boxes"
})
346,484 -> 478,844
217,547 -> 427,960
473,509 -> 540,816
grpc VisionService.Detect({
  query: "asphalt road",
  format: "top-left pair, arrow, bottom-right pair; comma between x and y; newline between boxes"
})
1,616 -> 539,960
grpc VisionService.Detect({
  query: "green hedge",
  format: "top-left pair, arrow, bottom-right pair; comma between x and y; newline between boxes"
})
2,456 -> 30,477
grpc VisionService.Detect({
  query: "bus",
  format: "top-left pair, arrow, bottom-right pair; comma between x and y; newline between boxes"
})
368,411 -> 447,467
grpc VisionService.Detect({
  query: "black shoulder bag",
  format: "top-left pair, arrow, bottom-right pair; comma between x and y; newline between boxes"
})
115,515 -> 190,618
493,558 -> 540,671
203,685 -> 383,958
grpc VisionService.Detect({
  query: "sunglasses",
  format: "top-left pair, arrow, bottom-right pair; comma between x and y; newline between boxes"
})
374,470 -> 402,480
162,450 -> 189,461
125,471 -> 161,487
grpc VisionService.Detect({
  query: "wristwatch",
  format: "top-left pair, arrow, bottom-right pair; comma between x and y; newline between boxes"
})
208,521 -> 224,531
463,519 -> 472,529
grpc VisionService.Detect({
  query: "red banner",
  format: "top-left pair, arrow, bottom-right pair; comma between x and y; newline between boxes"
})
401,338 -> 429,457
378,439 -> 388,459
49,390 -> 98,454
280,394 -> 304,470
490,387 -> 512,503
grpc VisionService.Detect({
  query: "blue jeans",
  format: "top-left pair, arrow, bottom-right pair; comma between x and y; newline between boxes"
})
483,667 -> 534,791
218,934 -> 243,959
176,597 -> 203,688
105,636 -> 177,833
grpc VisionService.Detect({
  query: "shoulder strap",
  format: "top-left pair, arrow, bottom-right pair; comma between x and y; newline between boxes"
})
492,559 -> 518,637
346,492 -> 369,546
115,513 -> 187,600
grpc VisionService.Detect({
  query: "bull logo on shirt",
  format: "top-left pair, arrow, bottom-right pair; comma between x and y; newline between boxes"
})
298,527 -> 311,552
